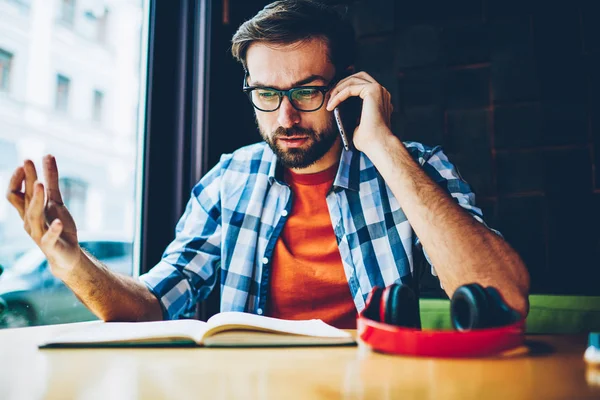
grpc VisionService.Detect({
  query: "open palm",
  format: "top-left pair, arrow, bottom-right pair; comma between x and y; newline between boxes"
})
6,155 -> 82,278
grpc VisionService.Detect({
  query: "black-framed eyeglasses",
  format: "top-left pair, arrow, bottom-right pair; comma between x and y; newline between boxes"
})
242,71 -> 336,112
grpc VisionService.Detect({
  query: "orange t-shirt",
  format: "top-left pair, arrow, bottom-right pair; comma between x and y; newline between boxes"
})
267,163 -> 358,329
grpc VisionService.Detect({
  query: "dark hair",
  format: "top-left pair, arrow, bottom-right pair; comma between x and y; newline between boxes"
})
231,0 -> 355,75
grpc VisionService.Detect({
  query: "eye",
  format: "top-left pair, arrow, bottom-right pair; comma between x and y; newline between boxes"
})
293,88 -> 319,99
256,89 -> 279,100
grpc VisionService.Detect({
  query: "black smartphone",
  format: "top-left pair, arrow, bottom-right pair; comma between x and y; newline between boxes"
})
333,97 -> 362,151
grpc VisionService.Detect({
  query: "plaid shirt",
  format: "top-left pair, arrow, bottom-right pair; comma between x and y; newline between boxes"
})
140,141 -> 489,320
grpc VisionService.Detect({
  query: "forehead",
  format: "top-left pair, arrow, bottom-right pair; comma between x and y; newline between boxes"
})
246,38 -> 335,85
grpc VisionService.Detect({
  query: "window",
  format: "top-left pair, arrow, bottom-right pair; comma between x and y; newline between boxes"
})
55,74 -> 70,112
96,8 -> 109,44
5,0 -> 31,13
59,177 -> 88,228
92,89 -> 104,122
82,8 -> 109,43
0,0 -> 148,329
0,49 -> 12,92
58,0 -> 76,27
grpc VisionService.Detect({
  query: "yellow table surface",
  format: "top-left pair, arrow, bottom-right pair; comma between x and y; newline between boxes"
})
0,321 -> 599,399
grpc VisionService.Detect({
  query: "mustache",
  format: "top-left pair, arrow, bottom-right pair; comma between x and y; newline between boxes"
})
272,126 -> 316,138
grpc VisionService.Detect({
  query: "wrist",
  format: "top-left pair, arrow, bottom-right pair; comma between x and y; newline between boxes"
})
53,247 -> 87,283
360,129 -> 402,159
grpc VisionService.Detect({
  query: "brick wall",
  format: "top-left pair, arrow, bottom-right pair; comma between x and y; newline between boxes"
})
209,0 -> 599,296
350,0 -> 600,295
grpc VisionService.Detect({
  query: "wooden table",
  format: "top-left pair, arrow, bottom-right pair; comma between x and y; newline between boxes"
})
0,322 -> 598,400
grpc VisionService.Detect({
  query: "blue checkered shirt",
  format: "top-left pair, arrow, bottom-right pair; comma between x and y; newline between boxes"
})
139,141 -> 490,320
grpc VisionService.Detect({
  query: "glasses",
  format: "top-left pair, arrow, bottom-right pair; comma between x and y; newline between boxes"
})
242,71 -> 335,112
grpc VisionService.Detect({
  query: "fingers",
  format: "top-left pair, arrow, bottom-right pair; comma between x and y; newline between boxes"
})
23,160 -> 38,210
326,73 -> 392,112
26,181 -> 48,241
43,155 -> 64,205
326,83 -> 365,111
40,219 -> 63,251
6,166 -> 25,219
327,74 -> 371,107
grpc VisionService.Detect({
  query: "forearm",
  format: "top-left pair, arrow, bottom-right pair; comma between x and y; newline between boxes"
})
56,249 -> 163,322
364,134 -> 530,315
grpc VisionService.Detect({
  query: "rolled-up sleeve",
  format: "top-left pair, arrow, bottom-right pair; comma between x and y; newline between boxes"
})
412,146 -> 501,278
139,161 -> 224,320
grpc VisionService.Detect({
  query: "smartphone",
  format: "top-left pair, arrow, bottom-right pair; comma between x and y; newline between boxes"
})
334,107 -> 350,151
333,97 -> 362,151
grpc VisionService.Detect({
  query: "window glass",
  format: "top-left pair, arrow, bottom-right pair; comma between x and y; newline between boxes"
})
0,49 -> 12,92
58,0 -> 76,27
92,89 -> 104,122
5,0 -> 30,13
55,74 -> 71,112
0,0 -> 148,328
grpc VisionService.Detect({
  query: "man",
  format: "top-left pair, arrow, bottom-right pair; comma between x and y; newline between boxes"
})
6,0 -> 529,328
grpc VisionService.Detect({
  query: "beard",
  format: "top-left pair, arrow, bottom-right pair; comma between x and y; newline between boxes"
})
259,118 -> 338,169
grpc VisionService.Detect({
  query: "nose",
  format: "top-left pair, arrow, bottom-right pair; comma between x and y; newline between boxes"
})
276,96 -> 300,128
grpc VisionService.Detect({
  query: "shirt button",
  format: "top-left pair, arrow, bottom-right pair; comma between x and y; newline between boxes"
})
262,257 -> 269,264
257,308 -> 263,315
281,209 -> 288,217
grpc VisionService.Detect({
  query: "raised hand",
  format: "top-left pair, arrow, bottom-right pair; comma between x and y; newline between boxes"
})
6,155 -> 82,279
326,71 -> 395,154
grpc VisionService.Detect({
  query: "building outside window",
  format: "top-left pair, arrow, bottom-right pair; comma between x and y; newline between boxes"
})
55,74 -> 71,112
57,0 -> 76,27
96,8 -> 109,44
0,49 -> 12,93
82,8 -> 109,44
5,0 -> 31,12
59,177 -> 88,229
0,0 -> 147,329
92,89 -> 104,122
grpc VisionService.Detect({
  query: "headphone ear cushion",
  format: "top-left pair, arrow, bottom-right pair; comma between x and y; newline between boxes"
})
380,285 -> 392,324
484,287 -> 522,326
451,283 -> 490,331
384,283 -> 420,328
383,284 -> 398,325
363,286 -> 384,322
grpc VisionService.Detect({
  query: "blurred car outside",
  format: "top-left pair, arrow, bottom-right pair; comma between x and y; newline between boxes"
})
0,240 -> 35,274
0,234 -> 133,328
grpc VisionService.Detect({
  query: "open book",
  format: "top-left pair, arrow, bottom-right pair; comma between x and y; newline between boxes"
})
38,311 -> 356,348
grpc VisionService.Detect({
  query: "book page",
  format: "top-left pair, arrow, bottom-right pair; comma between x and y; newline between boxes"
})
204,312 -> 352,340
39,319 -> 209,347
202,330 -> 356,347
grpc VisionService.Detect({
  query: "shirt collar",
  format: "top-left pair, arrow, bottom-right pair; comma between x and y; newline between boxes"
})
332,147 -> 360,192
267,143 -> 360,192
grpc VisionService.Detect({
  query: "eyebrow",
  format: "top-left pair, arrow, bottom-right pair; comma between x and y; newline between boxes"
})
250,74 -> 329,89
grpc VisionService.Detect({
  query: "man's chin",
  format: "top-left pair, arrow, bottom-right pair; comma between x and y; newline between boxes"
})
275,148 -> 316,169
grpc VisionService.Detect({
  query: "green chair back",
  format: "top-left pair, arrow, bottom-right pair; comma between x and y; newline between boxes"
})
419,295 -> 600,334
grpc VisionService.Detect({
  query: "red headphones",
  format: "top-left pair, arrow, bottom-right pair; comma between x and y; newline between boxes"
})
357,282 -> 526,358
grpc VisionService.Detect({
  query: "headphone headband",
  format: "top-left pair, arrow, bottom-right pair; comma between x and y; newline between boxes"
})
357,283 -> 526,357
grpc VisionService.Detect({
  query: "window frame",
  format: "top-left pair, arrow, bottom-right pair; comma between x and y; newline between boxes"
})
138,0 -> 211,281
